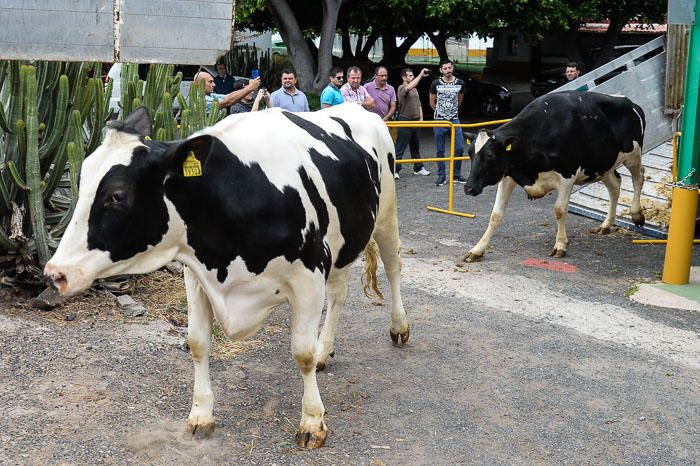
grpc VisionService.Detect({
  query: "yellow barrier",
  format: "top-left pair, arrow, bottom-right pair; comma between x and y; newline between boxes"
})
386,118 -> 511,218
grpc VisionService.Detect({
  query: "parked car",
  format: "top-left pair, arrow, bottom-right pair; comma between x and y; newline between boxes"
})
388,67 -> 511,119
530,68 -> 568,97
271,40 -> 288,57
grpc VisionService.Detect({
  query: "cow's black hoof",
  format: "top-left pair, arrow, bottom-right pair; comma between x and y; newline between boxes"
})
463,252 -> 483,263
632,213 -> 645,228
295,425 -> 327,449
549,248 -> 566,258
591,226 -> 612,235
390,326 -> 409,346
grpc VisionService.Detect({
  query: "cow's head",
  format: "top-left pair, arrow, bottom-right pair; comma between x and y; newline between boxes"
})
463,129 -> 519,196
45,107 -> 212,296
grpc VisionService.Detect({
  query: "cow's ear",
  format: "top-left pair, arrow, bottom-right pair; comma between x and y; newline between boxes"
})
503,136 -> 519,152
463,132 -> 476,145
123,107 -> 152,138
159,135 -> 213,178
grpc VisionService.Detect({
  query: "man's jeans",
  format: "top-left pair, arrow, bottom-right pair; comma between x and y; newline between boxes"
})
394,116 -> 424,173
433,118 -> 464,178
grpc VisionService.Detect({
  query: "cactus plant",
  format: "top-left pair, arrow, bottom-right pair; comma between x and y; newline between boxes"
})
0,60 -> 112,279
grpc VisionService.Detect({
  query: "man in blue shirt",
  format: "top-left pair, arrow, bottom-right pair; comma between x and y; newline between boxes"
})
193,71 -> 260,113
320,66 -> 345,108
270,68 -> 310,112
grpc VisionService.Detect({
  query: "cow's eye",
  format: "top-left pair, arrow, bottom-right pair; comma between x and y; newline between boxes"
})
111,191 -> 126,205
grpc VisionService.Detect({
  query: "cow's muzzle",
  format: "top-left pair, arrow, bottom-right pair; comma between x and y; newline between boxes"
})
463,184 -> 482,196
44,263 -> 76,296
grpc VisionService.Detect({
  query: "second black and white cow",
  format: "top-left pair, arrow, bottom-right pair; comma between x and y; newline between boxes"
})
462,91 -> 646,261
44,104 -> 409,449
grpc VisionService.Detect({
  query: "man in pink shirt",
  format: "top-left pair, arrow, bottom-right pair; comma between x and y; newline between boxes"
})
365,66 -> 397,121
341,66 -> 374,109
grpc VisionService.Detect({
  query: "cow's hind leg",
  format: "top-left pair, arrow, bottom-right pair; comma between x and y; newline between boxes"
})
372,216 -> 409,345
550,177 -> 575,258
183,267 -> 215,438
623,146 -> 646,227
464,176 -> 517,262
290,275 -> 327,449
592,170 -> 622,235
316,266 -> 351,371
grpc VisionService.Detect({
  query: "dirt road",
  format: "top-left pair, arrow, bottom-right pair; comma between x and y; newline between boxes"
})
1,168 -> 699,465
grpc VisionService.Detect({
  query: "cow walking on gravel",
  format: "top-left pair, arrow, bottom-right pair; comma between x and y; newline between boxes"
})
45,104 -> 409,449
462,91 -> 646,262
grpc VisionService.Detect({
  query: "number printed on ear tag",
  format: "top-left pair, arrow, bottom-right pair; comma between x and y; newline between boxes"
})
183,151 -> 202,177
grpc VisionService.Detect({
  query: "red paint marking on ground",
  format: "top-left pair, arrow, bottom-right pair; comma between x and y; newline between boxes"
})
522,258 -> 578,273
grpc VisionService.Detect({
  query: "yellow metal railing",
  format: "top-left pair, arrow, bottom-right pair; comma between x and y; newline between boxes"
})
386,118 -> 511,218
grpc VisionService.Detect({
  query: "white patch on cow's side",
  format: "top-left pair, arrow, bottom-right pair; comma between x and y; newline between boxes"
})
523,170 -> 562,199
632,108 -> 645,136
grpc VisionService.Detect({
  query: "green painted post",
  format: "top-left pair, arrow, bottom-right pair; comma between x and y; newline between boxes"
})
677,3 -> 700,183
663,1 -> 700,284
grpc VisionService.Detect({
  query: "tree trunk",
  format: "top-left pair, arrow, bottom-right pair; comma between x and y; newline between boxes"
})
428,32 -> 449,62
396,32 -> 421,62
341,26 -> 354,59
267,0 -> 346,94
592,16 -> 625,68
359,30 -> 380,60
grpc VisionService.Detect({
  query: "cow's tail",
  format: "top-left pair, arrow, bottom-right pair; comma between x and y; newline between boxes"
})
361,238 -> 384,301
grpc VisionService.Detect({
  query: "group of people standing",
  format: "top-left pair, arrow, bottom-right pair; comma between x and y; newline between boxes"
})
194,64 -> 310,115
321,60 -> 468,186
196,59 -> 469,187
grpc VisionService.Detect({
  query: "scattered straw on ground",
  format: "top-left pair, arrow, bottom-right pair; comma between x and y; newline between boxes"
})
1,266 -> 288,360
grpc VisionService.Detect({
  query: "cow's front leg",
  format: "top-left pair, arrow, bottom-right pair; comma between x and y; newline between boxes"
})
291,275 -> 327,449
183,267 -> 215,438
550,178 -> 574,258
464,176 -> 517,262
316,267 -> 351,371
592,170 -> 622,234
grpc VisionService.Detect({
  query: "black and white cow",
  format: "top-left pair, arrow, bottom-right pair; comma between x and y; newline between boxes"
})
44,104 -> 409,449
462,91 -> 646,261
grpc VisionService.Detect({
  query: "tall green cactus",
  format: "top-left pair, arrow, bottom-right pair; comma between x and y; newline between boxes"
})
0,60 -> 112,277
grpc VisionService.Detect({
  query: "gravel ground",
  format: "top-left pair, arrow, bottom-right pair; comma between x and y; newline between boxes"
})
1,140 -> 699,465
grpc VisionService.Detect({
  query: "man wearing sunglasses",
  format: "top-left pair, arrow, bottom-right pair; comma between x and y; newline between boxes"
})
320,66 -> 346,108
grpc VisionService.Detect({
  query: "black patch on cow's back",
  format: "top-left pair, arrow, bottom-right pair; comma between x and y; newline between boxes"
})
164,138 -> 332,282
87,146 -> 170,261
282,112 -> 381,268
499,92 -> 645,185
330,116 -> 353,139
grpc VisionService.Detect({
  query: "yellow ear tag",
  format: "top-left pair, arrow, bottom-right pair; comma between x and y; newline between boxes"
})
144,135 -> 152,141
183,151 -> 202,177
505,143 -> 512,152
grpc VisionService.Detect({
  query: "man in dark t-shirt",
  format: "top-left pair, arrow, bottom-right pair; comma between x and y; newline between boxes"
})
429,59 -> 466,186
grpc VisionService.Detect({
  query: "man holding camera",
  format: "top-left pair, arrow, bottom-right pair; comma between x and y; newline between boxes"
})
394,67 -> 432,178
229,78 -> 270,114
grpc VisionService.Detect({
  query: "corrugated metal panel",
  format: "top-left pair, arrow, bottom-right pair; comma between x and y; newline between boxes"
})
0,0 -> 114,61
0,0 -> 235,63
664,24 -> 689,114
120,0 -> 235,64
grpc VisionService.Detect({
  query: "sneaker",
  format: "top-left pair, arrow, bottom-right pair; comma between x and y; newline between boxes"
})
453,176 -> 467,184
413,168 -> 431,176
435,176 -> 446,186
394,172 -> 400,180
